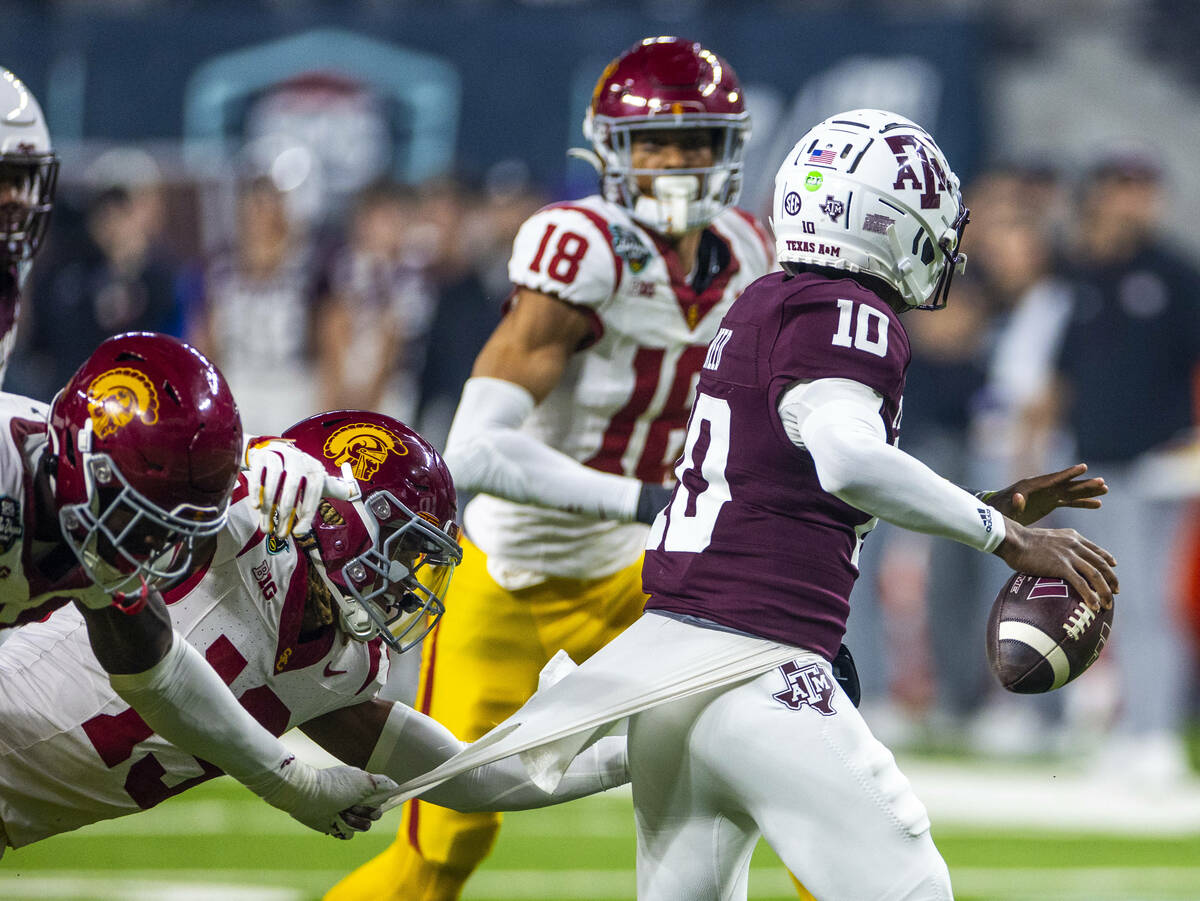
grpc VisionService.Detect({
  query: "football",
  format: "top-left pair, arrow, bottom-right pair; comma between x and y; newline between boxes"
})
986,573 -> 1114,693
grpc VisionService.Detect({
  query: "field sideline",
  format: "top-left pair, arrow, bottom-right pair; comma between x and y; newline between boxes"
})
4,750 -> 1200,901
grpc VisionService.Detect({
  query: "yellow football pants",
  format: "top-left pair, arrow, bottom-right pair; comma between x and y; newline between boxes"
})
325,536 -> 649,901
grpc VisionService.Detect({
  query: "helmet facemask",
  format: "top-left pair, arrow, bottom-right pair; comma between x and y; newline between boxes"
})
590,117 -> 748,235
0,155 -> 57,262
58,449 -> 228,597
891,201 -> 971,311
318,489 -> 461,654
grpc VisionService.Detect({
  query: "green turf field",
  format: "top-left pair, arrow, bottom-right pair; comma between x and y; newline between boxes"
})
3,766 -> 1200,901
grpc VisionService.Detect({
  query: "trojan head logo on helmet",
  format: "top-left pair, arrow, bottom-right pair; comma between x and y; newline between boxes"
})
322,422 -> 408,482
284,410 -> 461,654
48,333 -> 243,597
0,67 -> 57,262
579,36 -> 750,235
772,109 -> 969,310
86,368 -> 160,439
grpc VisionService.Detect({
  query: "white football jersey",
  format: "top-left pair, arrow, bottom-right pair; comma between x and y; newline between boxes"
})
0,392 -> 115,627
0,482 -> 388,847
466,196 -> 774,584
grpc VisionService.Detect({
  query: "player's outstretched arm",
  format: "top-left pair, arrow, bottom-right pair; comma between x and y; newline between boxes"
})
444,288 -> 659,523
977,463 -> 1107,526
302,698 -> 629,812
80,597 -> 397,838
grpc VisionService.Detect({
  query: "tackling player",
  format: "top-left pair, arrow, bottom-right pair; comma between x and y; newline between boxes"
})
0,332 -> 395,847
0,410 -> 626,852
327,36 -> 774,901
0,67 -> 57,382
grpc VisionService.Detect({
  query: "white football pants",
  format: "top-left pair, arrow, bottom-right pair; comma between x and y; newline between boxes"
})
628,649 -> 953,901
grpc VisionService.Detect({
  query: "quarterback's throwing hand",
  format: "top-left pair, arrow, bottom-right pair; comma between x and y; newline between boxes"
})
245,439 -> 358,537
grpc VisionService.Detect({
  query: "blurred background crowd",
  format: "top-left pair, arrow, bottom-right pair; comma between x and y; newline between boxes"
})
4,0 -> 1199,788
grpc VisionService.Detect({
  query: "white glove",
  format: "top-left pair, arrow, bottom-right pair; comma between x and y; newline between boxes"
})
249,756 -> 400,839
245,439 -> 358,537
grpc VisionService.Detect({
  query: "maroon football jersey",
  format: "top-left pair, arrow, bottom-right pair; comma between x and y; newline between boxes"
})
643,270 -> 909,659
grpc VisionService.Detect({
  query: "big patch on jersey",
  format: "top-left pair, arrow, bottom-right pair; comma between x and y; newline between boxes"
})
322,423 -> 405,481
772,660 -> 837,715
86,368 -> 159,438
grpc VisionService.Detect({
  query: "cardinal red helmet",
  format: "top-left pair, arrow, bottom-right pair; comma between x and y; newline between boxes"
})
582,36 -> 750,234
48,332 -> 243,597
281,410 -> 461,654
0,68 -> 57,262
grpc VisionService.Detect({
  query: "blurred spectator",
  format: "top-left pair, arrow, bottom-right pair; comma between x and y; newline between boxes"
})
16,183 -> 178,400
1047,149 -> 1200,784
316,179 -> 433,422
961,165 -> 1079,754
413,169 -> 541,448
183,175 -> 319,435
968,166 -> 1075,484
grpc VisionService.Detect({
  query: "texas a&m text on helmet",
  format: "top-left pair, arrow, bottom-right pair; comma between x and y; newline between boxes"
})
282,410 -> 461,654
772,108 -> 969,310
48,332 -> 244,599
581,36 -> 750,236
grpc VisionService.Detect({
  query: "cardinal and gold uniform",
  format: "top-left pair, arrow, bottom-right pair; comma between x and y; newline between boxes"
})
0,478 -> 387,849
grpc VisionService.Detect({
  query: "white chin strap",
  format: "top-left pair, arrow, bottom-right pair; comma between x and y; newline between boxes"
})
634,174 -> 700,235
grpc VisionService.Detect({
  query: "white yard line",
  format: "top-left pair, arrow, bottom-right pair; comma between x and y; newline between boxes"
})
5,867 -> 1199,901
900,758 -> 1200,834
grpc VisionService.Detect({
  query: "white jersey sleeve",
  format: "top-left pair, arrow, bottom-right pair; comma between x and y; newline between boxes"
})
508,204 -> 618,310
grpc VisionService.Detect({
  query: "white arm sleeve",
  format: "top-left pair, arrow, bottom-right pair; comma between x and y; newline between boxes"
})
444,376 -> 642,521
110,632 -> 399,836
778,378 -> 1005,553
109,631 -> 295,784
366,702 -> 628,812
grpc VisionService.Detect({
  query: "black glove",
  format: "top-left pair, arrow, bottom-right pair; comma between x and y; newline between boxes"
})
635,483 -> 673,525
832,643 -> 861,708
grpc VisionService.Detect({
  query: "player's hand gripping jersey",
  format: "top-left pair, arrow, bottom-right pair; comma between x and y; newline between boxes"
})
643,271 -> 909,658
466,196 -> 772,583
0,394 -> 115,626
0,477 -> 387,847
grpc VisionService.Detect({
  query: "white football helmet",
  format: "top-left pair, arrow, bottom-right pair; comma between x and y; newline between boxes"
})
772,109 -> 968,310
0,67 -> 57,262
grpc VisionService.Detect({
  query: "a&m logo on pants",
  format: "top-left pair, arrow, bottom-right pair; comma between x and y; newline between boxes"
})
323,423 -> 406,481
772,660 -> 837,715
86,368 -> 159,438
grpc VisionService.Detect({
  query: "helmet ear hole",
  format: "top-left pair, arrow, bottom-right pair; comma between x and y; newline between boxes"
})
920,238 -> 935,265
